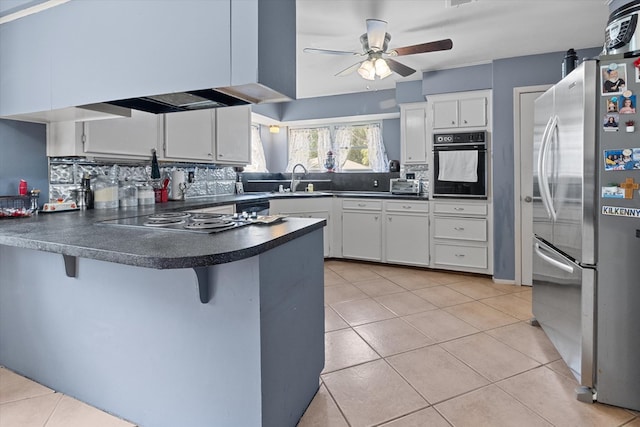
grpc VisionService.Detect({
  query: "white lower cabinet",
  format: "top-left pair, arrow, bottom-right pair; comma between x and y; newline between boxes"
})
431,200 -> 492,274
270,197 -> 332,257
384,200 -> 429,267
341,199 -> 382,262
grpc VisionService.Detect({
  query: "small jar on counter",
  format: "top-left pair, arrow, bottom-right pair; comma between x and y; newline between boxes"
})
93,175 -> 119,209
119,182 -> 138,208
137,184 -> 155,206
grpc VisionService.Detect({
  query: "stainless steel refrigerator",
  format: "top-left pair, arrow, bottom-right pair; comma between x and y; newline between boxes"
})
533,56 -> 640,411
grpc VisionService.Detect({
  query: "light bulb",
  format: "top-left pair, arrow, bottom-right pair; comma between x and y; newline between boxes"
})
375,58 -> 392,79
358,60 -> 375,80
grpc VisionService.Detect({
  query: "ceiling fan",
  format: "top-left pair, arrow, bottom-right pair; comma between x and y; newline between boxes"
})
303,19 -> 453,80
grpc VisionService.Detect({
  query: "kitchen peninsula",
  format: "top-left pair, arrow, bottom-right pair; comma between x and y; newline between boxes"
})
0,204 -> 326,427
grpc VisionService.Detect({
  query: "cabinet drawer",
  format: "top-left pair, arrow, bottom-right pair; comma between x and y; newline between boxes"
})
385,200 -> 428,213
434,217 -> 487,241
434,244 -> 487,269
342,199 -> 382,211
433,202 -> 487,216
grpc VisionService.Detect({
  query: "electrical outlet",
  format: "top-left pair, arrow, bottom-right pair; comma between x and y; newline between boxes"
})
373,180 -> 379,187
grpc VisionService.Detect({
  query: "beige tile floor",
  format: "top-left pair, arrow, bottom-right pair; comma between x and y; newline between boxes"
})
300,260 -> 640,427
1,260 -> 638,427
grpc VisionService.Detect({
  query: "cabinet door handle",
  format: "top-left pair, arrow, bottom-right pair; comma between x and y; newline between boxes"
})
402,205 -> 411,209
454,207 -> 465,211
455,253 -> 466,257
358,203 -> 366,207
454,227 -> 465,231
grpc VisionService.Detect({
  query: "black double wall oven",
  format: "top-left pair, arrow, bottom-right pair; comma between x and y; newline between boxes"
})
432,131 -> 488,199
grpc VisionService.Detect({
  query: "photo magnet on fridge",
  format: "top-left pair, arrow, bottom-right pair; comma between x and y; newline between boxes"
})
603,113 -> 620,131
602,63 -> 627,95
604,148 -> 640,171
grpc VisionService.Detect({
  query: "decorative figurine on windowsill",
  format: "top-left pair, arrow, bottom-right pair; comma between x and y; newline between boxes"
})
324,151 -> 336,172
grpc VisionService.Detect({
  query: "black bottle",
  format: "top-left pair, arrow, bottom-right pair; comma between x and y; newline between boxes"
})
562,48 -> 578,78
82,173 -> 94,209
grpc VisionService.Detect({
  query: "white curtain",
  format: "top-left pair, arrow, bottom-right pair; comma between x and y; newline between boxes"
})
244,125 -> 268,172
366,123 -> 389,172
286,127 -> 331,171
333,126 -> 352,171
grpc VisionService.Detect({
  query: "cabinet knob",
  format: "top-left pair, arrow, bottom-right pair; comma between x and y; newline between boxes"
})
524,196 -> 533,203
358,203 -> 365,207
454,207 -> 465,211
388,217 -> 392,222
402,205 -> 411,209
451,120 -> 455,125
207,153 -> 212,157
454,227 -> 465,231
455,253 -> 466,257
463,120 -> 468,124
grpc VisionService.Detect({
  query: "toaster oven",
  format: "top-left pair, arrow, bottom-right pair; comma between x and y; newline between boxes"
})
390,179 -> 421,195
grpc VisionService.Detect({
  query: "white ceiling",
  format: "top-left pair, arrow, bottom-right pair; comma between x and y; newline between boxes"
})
296,0 -> 611,99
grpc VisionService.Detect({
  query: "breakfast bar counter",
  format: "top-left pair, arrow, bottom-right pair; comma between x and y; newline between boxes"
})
0,204 -> 326,427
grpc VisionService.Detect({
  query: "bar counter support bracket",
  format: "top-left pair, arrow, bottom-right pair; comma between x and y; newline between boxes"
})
193,267 -> 211,304
63,255 -> 77,278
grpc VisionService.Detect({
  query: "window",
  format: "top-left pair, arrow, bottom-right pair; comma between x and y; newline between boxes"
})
287,123 -> 388,172
244,125 -> 268,172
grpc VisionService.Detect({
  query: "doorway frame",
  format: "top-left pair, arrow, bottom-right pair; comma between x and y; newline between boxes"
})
513,84 -> 552,286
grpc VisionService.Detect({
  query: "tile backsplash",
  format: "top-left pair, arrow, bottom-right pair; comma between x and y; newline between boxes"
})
48,158 -> 236,202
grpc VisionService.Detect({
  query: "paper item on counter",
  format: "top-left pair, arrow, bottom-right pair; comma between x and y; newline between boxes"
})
438,151 -> 478,182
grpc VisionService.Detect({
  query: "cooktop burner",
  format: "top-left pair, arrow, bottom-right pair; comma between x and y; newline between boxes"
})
147,212 -> 192,221
183,220 -> 236,230
189,213 -> 226,221
143,218 -> 187,227
100,211 -> 254,234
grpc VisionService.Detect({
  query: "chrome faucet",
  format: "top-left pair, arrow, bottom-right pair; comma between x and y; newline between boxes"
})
290,163 -> 308,192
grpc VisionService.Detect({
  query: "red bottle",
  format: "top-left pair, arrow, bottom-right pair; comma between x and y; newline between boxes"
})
19,179 -> 27,196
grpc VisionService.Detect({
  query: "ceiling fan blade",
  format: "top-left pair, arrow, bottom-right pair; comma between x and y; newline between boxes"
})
335,62 -> 362,77
389,39 -> 453,56
385,58 -> 416,77
366,19 -> 387,51
303,47 -> 362,56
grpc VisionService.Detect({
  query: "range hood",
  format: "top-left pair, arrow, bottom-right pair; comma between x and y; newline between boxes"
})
107,83 -> 292,114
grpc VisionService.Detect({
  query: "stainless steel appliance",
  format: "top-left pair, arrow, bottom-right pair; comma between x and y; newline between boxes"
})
532,57 -> 640,410
432,131 -> 487,199
604,0 -> 640,57
390,178 -> 421,195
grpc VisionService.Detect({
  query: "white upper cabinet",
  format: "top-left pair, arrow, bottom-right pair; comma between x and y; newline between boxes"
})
433,97 -> 487,129
84,110 -> 161,158
215,105 -> 251,165
46,111 -> 161,159
164,110 -> 215,161
400,103 -> 428,164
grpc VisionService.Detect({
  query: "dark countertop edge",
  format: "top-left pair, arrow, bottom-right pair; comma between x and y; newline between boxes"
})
141,191 -> 428,212
0,220 -> 326,270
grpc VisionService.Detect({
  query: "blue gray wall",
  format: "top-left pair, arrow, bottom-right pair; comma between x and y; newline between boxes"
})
0,119 -> 49,202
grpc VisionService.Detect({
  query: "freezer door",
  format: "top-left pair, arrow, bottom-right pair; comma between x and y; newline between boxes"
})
552,61 -> 598,264
533,87 -> 555,244
532,237 -> 594,387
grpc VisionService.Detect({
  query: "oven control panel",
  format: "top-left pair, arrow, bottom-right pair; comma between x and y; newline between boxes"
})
434,131 -> 486,145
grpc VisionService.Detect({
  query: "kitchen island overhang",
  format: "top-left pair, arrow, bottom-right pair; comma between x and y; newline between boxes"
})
0,212 -> 326,427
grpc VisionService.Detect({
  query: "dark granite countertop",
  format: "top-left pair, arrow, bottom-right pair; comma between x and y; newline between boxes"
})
0,191 -> 426,270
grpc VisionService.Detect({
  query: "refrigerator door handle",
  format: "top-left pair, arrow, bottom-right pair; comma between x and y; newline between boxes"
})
537,115 -> 558,221
534,242 -> 574,273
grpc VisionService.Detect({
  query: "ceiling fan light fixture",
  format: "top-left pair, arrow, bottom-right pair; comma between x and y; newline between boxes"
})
375,58 -> 392,79
358,60 -> 376,80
